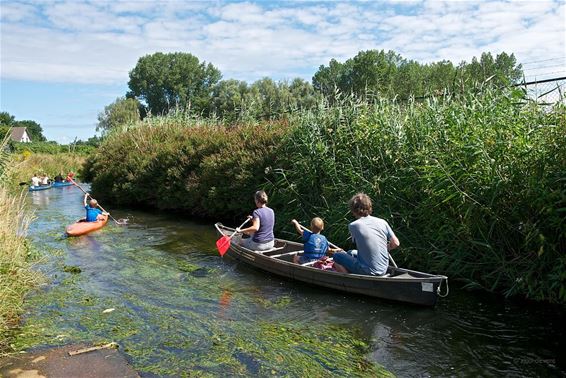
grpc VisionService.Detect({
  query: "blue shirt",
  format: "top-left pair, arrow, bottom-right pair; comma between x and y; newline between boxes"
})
302,230 -> 329,260
85,205 -> 103,222
252,206 -> 275,243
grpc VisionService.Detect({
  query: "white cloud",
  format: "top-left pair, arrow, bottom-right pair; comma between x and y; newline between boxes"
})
0,0 -> 564,84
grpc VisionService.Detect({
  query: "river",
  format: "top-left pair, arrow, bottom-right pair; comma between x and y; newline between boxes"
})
13,186 -> 566,376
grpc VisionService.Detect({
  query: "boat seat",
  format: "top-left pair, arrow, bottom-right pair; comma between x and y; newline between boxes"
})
270,250 -> 302,258
391,273 -> 413,279
257,246 -> 285,254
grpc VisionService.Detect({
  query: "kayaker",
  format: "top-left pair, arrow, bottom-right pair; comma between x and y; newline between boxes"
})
84,193 -> 109,222
54,173 -> 64,183
333,193 -> 400,276
66,172 -> 75,182
290,218 -> 331,264
40,174 -> 50,185
31,173 -> 40,187
236,190 -> 275,251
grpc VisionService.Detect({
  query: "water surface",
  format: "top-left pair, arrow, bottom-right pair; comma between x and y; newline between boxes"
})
15,187 -> 566,376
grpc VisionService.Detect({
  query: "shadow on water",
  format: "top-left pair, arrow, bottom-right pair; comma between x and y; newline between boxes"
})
14,185 -> 566,377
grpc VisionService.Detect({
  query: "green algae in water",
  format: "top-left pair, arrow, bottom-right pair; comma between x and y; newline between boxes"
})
16,204 -> 392,377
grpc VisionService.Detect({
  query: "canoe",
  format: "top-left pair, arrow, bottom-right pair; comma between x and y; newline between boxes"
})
53,181 -> 73,187
29,184 -> 53,191
215,223 -> 448,306
66,215 -> 109,237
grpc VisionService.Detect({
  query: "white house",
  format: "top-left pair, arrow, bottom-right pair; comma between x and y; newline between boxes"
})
10,127 -> 32,143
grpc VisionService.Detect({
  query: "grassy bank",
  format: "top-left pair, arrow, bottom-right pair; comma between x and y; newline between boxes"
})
84,90 -> 566,303
1,151 -> 86,353
0,144 -> 37,353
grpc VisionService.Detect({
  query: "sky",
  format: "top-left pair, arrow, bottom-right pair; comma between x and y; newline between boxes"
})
1,0 -> 565,143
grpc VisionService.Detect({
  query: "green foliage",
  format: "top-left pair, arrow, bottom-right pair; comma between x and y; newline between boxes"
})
313,49 -> 523,101
97,97 -> 141,133
0,112 -> 15,126
85,91 -> 566,304
84,114 -> 287,218
128,52 -> 222,116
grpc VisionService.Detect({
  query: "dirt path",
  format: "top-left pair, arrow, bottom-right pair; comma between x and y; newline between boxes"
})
0,344 -> 138,378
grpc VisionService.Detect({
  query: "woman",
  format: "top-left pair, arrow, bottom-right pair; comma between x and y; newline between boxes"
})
237,190 -> 275,251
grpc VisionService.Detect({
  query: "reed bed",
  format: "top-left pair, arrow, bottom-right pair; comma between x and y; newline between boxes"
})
85,89 -> 566,303
8,153 -> 86,186
0,140 -> 39,353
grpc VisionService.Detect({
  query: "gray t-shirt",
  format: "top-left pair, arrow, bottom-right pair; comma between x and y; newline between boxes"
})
348,215 -> 396,275
252,206 -> 275,243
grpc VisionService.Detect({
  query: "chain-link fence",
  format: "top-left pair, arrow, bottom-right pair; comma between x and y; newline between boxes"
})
513,76 -> 566,105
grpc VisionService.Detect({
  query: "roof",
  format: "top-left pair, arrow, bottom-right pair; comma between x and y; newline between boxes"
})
10,127 -> 29,142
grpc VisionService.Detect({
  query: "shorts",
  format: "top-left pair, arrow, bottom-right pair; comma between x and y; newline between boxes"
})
241,237 -> 274,251
332,250 -> 372,275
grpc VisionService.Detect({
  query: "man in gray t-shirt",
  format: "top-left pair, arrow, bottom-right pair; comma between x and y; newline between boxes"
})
333,193 -> 400,276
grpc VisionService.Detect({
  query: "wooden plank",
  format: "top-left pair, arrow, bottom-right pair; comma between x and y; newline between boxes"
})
269,250 -> 302,259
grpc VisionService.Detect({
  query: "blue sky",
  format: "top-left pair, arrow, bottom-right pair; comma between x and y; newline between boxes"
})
1,0 -> 564,143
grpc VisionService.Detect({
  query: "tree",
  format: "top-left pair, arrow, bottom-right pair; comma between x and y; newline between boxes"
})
127,52 -> 222,116
210,80 -> 249,123
97,97 -> 141,133
0,112 -> 15,126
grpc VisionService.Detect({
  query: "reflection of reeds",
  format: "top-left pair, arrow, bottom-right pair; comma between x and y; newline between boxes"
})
0,137 -> 40,354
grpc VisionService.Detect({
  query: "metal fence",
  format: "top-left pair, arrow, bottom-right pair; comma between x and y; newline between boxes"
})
513,76 -> 566,105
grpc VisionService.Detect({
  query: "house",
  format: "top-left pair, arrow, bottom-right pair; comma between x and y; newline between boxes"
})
10,127 -> 32,143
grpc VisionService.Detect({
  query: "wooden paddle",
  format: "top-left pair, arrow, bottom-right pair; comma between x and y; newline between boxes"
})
216,218 -> 251,256
69,179 -> 128,225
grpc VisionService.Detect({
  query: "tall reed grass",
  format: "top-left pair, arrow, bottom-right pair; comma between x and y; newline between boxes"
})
85,89 -> 566,303
0,139 -> 39,353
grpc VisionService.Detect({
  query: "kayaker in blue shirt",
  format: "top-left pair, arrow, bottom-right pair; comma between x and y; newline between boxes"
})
291,218 -> 335,264
83,193 -> 108,222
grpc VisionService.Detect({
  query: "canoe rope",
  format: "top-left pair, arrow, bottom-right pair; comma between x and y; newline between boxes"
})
437,277 -> 449,297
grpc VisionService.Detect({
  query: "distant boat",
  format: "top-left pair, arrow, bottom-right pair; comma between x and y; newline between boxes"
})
215,222 -> 448,306
66,215 -> 109,237
29,184 -> 53,191
53,181 -> 73,187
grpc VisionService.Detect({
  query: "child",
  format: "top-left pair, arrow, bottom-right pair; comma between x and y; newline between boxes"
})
83,193 -> 108,222
291,218 -> 332,264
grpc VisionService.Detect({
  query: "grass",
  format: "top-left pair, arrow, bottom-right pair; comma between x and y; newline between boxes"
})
0,139 -> 41,354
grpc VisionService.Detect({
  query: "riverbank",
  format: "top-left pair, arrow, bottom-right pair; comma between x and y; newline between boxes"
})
0,150 -> 86,354
84,90 -> 566,304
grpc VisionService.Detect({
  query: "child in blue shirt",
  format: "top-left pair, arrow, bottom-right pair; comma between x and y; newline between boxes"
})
291,218 -> 332,264
83,193 -> 108,222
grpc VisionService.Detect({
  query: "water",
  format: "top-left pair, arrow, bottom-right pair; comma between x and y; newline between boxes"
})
15,187 -> 566,376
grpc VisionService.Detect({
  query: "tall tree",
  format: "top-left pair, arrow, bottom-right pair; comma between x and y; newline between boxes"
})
127,52 -> 222,116
97,97 -> 141,133
0,112 -> 15,126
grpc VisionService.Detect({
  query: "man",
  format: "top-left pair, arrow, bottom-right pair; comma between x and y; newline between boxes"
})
333,193 -> 400,276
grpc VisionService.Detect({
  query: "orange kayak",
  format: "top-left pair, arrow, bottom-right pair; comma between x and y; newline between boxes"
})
65,215 -> 109,236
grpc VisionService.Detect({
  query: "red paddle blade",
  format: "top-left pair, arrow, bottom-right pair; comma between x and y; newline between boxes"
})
216,235 -> 231,256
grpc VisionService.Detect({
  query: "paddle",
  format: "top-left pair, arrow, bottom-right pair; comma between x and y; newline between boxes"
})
297,223 -> 398,267
69,179 -> 128,225
216,218 -> 251,256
